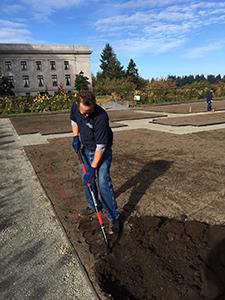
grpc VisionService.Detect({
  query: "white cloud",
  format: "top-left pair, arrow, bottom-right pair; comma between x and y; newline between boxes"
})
94,1 -> 225,54
184,43 -> 225,59
0,19 -> 26,29
1,0 -> 90,21
20,0 -> 86,21
0,19 -> 44,43
114,36 -> 186,54
1,4 -> 24,15
113,0 -> 190,10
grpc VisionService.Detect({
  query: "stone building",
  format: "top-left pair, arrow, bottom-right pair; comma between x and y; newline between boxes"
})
0,44 -> 92,96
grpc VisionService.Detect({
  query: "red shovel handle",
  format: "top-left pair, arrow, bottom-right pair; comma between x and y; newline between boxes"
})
77,150 -> 86,174
81,163 -> 86,175
76,149 -> 109,247
77,150 -> 91,187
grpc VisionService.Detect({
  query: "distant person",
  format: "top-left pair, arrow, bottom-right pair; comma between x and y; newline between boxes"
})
206,89 -> 214,112
70,90 -> 121,235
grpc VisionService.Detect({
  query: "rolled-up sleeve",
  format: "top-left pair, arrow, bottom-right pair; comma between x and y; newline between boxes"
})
94,112 -> 109,151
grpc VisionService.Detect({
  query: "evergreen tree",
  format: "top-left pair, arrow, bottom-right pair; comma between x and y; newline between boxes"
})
99,44 -> 124,79
126,59 -> 139,78
187,75 -> 195,84
176,76 -> 182,86
126,59 -> 147,89
167,75 -> 177,82
207,74 -> 216,84
199,74 -> 206,81
75,71 -> 90,91
195,74 -> 201,81
216,74 -> 221,83
0,72 -> 14,96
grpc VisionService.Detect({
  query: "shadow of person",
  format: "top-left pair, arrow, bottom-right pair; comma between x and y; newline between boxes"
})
205,238 -> 225,300
111,159 -> 173,248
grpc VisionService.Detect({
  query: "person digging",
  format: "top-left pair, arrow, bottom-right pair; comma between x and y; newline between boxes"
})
70,90 -> 121,235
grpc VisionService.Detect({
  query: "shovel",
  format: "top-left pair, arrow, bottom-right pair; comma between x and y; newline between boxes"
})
76,149 -> 109,248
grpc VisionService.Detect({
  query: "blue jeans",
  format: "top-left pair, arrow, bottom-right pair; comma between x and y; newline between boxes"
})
80,147 -> 120,222
207,101 -> 212,111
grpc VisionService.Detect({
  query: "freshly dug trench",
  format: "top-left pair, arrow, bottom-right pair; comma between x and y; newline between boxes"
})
94,215 -> 225,300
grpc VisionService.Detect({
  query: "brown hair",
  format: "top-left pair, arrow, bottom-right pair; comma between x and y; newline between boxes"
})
76,90 -> 96,106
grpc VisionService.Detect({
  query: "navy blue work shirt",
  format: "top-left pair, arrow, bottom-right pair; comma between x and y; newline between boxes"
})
70,102 -> 113,151
206,90 -> 213,102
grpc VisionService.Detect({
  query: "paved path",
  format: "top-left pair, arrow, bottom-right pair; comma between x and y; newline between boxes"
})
0,118 -> 98,300
12,110 -> 225,147
112,117 -> 225,135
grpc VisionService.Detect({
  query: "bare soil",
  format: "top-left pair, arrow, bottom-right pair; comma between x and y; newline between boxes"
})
10,110 -> 163,135
137,99 -> 225,114
152,112 -> 225,126
24,128 -> 225,300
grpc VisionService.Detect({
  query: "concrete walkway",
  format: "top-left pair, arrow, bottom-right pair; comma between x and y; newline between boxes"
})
0,118 -> 98,300
13,110 -> 225,147
112,117 -> 225,135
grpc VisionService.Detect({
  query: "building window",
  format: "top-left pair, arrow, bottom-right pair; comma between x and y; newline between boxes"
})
8,76 -> 14,88
64,61 -> 69,70
65,75 -> 71,86
36,61 -> 42,71
21,61 -> 27,71
37,75 -> 44,87
50,61 -> 56,70
23,75 -> 29,88
52,75 -> 58,86
5,61 -> 12,71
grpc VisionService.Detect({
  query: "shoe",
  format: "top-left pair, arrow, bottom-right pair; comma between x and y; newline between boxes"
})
79,207 -> 95,217
109,218 -> 121,235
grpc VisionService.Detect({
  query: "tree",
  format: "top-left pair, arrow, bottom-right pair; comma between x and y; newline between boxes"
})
75,71 -> 90,91
99,44 -> 124,80
216,74 -> 222,83
126,59 -> 139,78
167,75 -> 177,82
207,74 -> 217,84
91,73 -> 96,93
199,74 -> 206,81
176,76 -> 182,86
187,75 -> 195,85
0,75 -> 14,96
126,59 -> 147,89
195,74 -> 201,81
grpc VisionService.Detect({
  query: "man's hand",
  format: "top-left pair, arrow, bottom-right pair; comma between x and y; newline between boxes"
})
72,136 -> 81,152
83,166 -> 96,185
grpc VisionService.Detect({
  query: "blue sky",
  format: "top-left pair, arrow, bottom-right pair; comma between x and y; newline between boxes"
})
1,0 -> 225,79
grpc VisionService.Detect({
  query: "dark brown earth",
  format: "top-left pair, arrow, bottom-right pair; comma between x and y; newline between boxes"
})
24,128 -> 225,300
107,110 -> 164,122
152,112 -> 225,126
9,110 -> 163,135
137,99 -> 225,114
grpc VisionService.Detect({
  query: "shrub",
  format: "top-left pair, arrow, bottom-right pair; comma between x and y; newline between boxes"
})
0,92 -> 74,115
95,77 -> 136,101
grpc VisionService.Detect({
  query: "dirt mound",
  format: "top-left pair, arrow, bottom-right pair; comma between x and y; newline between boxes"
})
92,216 -> 225,300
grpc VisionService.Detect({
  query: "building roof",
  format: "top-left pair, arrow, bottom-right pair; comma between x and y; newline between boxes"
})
0,44 -> 91,55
